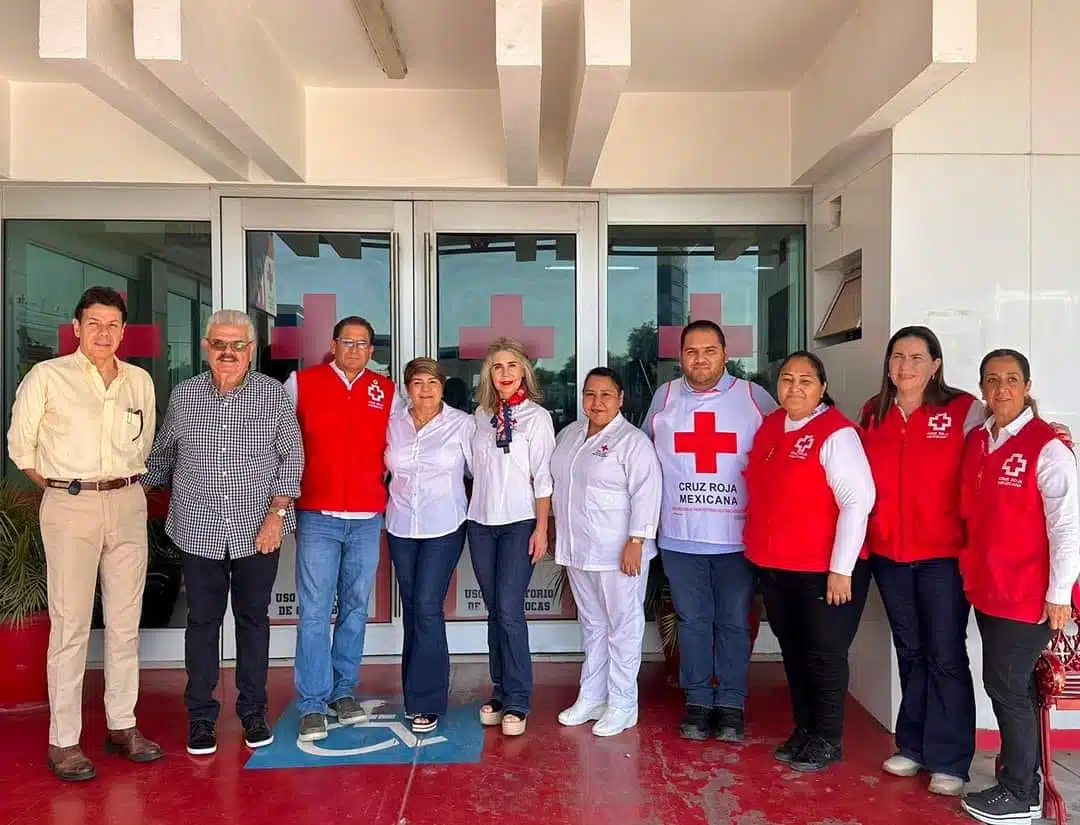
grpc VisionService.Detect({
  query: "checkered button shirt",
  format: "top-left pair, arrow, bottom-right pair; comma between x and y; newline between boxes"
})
143,370 -> 304,560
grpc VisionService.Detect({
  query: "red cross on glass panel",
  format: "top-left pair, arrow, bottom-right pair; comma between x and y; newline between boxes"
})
457,295 -> 555,360
658,293 -> 754,359
57,291 -> 161,360
674,411 -> 738,473
269,292 -> 338,365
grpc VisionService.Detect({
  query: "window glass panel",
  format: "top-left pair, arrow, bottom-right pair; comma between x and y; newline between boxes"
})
2,219 -> 212,631
244,231 -> 395,627
435,232 -> 578,621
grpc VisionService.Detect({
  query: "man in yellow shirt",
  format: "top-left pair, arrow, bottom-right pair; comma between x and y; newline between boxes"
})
7,286 -> 163,781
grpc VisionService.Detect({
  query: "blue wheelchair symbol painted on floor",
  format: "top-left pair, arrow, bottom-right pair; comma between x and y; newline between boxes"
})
244,698 -> 485,769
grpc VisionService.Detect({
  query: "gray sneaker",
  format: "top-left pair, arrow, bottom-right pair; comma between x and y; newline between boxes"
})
328,697 -> 368,726
299,713 -> 328,742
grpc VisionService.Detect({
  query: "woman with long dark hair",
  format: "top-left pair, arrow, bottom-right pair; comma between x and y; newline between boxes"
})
958,349 -> 1079,825
744,351 -> 875,772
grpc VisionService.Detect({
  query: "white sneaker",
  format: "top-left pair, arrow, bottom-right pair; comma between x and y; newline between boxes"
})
592,706 -> 638,737
929,773 -> 965,796
883,753 -> 922,777
558,698 -> 607,727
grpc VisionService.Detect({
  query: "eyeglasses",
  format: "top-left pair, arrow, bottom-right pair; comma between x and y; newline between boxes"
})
336,339 -> 372,351
208,339 -> 252,352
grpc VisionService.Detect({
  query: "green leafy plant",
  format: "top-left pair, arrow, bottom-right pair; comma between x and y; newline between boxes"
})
0,483 -> 48,626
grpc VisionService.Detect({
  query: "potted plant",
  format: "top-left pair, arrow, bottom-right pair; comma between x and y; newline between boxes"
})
0,481 -> 49,710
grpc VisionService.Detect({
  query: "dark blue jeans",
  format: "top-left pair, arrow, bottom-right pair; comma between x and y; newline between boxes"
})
388,525 -> 466,716
466,519 -> 536,716
662,548 -> 754,709
871,556 -> 976,780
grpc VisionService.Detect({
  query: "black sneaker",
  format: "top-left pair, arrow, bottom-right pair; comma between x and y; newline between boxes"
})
411,714 -> 439,734
774,728 -> 809,763
328,696 -> 368,725
960,783 -> 1032,824
299,712 -> 328,742
679,704 -> 711,741
186,719 -> 216,756
790,735 -> 842,773
242,715 -> 274,748
712,707 -> 745,743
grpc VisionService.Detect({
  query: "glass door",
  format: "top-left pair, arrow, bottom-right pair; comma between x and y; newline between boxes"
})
219,199 -> 415,660
414,201 -> 600,654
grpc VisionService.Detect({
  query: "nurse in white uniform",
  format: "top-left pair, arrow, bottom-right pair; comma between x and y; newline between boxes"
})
552,367 -> 662,737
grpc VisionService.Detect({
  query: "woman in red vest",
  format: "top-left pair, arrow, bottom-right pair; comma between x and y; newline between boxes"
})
859,326 -> 982,796
958,349 -> 1079,825
744,351 -> 876,773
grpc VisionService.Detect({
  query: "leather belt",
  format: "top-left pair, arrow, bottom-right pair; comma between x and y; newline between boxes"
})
46,476 -> 141,494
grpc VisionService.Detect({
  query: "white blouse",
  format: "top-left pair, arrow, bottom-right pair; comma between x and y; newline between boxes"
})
467,399 -> 556,526
384,404 -> 476,539
982,407 -> 1080,605
785,404 -> 877,576
551,413 -> 662,571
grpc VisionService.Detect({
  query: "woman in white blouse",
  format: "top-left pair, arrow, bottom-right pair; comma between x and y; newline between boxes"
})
551,367 -> 662,737
743,351 -> 876,774
467,337 -> 556,737
385,357 -> 476,735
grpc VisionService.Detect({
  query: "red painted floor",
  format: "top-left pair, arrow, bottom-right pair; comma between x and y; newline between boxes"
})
0,662 -> 978,825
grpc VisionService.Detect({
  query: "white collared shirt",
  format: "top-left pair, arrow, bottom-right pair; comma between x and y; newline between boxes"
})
785,404 -> 876,576
283,364 -> 402,519
384,404 -> 475,539
551,413 -> 662,571
467,399 -> 556,526
982,407 -> 1080,604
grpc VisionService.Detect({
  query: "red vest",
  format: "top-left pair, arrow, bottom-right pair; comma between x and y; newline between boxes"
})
744,406 -> 864,573
859,393 -> 976,563
294,365 -> 394,513
959,417 -> 1056,623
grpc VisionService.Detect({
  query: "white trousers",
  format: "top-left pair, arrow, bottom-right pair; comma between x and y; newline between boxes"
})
567,560 -> 651,711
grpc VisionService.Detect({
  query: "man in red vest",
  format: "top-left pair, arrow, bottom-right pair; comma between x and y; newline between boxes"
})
283,315 -> 399,742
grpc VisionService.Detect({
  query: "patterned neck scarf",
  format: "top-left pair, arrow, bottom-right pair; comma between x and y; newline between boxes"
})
492,386 -> 528,453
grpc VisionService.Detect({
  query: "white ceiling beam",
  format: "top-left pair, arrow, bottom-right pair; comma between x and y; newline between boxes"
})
0,79 -> 10,178
564,0 -> 631,187
496,0 -> 542,187
134,0 -> 306,182
351,0 -> 407,80
38,0 -> 248,181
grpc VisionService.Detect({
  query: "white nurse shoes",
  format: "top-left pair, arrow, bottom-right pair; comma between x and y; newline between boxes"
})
558,698 -> 607,727
592,706 -> 638,737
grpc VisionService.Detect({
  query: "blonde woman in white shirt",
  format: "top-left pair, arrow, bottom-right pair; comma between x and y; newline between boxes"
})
385,358 -> 476,736
467,337 -> 556,736
552,367 -> 662,737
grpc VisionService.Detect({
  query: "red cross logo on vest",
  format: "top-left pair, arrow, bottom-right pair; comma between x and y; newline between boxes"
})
1002,452 -> 1028,478
928,412 -> 952,433
791,434 -> 815,458
674,411 -> 738,473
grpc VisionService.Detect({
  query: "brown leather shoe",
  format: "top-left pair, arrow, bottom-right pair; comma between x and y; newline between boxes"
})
47,745 -> 96,781
104,727 -> 164,763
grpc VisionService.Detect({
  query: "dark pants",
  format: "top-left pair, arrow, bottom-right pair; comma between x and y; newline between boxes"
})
466,519 -> 536,716
388,525 -> 466,715
872,556 -> 976,779
977,610 -> 1052,801
182,549 -> 279,723
662,549 -> 755,709
759,560 -> 872,746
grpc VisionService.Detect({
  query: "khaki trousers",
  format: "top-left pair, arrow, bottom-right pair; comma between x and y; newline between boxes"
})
39,484 -> 148,748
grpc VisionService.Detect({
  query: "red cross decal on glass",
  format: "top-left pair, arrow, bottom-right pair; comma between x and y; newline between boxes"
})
270,292 -> 338,365
457,295 -> 555,360
57,291 -> 161,360
658,293 -> 754,359
674,411 -> 738,474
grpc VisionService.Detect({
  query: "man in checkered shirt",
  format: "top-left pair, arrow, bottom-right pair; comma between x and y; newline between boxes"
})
143,309 -> 303,758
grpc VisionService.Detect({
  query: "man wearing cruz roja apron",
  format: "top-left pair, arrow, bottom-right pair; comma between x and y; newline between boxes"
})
643,319 -> 778,741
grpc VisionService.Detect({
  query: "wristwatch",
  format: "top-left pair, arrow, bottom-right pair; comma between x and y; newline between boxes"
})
269,507 -> 287,518
628,536 -> 643,545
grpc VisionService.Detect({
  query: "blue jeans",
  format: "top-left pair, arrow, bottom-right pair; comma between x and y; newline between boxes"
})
466,519 -> 536,716
294,511 -> 383,716
871,555 -> 975,780
662,549 -> 754,709
388,525 -> 466,716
